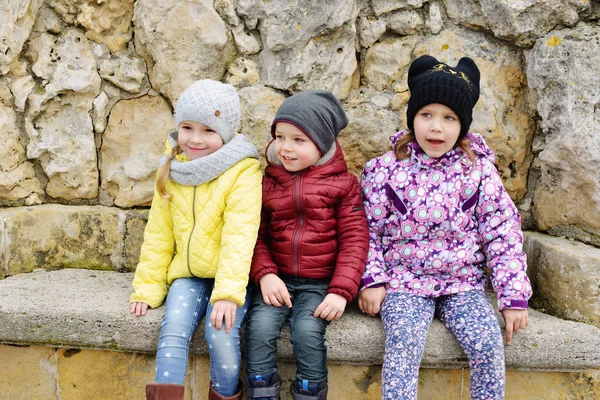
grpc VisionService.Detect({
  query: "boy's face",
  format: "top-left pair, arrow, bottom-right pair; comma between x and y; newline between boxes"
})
413,103 -> 461,158
177,120 -> 223,160
273,122 -> 321,172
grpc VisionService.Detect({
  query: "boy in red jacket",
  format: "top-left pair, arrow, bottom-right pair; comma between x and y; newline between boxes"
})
244,91 -> 369,400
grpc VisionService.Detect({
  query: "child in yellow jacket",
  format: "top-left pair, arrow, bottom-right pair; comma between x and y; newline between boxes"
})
129,79 -> 262,400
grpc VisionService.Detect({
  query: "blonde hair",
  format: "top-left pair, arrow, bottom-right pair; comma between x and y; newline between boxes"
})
393,131 -> 476,162
156,144 -> 182,199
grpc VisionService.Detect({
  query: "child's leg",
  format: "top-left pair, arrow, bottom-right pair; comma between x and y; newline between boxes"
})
288,278 -> 329,385
205,287 -> 252,396
436,291 -> 505,400
155,277 -> 211,384
244,287 -> 289,378
380,292 -> 435,400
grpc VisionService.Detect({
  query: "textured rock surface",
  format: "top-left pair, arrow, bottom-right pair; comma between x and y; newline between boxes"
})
527,23 -> 600,245
443,0 -> 592,47
524,232 -> 600,328
100,95 -> 174,207
133,0 -> 236,103
0,205 -> 146,275
0,81 -> 43,203
1,269 -> 600,372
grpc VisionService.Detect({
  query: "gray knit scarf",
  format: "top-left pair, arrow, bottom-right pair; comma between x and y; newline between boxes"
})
162,130 -> 259,186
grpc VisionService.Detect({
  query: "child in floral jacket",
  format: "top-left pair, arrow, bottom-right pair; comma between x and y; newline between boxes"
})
359,55 -> 532,400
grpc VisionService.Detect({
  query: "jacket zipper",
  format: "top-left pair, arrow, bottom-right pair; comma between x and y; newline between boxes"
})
291,173 -> 305,276
187,186 -> 197,277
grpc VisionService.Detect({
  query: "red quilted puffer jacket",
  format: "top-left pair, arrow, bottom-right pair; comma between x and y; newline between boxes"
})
251,141 -> 369,302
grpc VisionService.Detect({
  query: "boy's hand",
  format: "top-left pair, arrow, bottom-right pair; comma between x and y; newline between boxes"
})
501,308 -> 529,344
358,286 -> 387,316
314,293 -> 347,321
259,273 -> 292,308
211,300 -> 238,334
130,301 -> 149,317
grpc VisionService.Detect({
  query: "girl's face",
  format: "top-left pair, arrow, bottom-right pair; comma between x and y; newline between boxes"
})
177,120 -> 223,160
273,122 -> 321,172
413,103 -> 461,158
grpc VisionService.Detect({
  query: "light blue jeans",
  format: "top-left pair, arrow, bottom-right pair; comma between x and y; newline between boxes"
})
155,277 -> 250,396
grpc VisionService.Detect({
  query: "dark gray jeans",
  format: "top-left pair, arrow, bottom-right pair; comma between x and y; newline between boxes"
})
244,275 -> 330,383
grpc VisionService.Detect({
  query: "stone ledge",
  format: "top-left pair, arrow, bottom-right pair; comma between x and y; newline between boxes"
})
1,269 -> 599,371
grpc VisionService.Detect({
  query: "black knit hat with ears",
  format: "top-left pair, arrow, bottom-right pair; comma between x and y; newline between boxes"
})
406,55 -> 481,138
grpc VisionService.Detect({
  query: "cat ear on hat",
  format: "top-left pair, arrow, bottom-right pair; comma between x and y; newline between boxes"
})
407,55 -> 440,90
456,57 -> 481,105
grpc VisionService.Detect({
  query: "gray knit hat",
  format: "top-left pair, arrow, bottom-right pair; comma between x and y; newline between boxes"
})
175,79 -> 241,144
271,90 -> 348,154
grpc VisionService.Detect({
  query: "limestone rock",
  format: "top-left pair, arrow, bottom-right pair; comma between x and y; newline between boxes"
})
10,75 -> 35,111
32,3 -> 63,34
426,1 -> 444,34
388,10 -> 424,36
240,0 -> 359,99
371,0 -> 425,16
524,232 -> 600,328
363,36 -> 418,91
238,0 -> 356,51
100,95 -> 174,208
225,57 -> 260,89
76,0 -> 134,52
92,91 -> 110,134
340,88 -> 403,177
231,25 -> 261,56
0,205 -> 125,275
0,0 -> 43,74
364,28 -> 534,200
357,15 -> 387,48
0,86 -> 43,203
98,47 -> 147,94
133,0 -> 237,103
444,0 -> 591,47
45,0 -> 134,52
527,23 -> 600,244
238,85 -> 286,161
24,29 -> 101,201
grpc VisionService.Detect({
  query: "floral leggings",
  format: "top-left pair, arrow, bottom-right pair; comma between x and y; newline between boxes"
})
380,290 -> 505,400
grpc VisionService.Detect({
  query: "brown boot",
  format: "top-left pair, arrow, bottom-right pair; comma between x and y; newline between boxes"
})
208,382 -> 243,400
145,383 -> 184,400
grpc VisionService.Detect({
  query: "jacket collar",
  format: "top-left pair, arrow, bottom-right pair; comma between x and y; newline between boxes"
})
264,140 -> 348,181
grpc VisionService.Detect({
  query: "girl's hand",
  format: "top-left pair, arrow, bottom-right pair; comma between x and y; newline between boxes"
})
130,301 -> 150,317
210,300 -> 238,334
259,273 -> 292,308
501,308 -> 529,344
358,286 -> 387,316
314,293 -> 347,321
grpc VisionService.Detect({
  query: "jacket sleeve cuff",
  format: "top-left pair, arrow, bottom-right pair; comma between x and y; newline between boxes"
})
253,267 -> 278,286
360,276 -> 388,290
498,298 -> 528,311
328,287 -> 353,304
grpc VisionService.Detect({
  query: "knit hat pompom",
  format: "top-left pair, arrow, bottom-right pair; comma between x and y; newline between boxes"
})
271,90 -> 348,154
175,79 -> 241,144
406,55 -> 480,138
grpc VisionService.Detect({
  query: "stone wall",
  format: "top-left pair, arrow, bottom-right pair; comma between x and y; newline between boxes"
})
1,0 -> 600,329
1,345 -> 599,400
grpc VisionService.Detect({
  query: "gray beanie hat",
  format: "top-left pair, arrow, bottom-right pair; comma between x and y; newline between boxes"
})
175,79 -> 241,144
271,90 -> 348,154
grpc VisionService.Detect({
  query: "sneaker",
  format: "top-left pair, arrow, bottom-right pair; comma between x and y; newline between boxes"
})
244,373 -> 282,400
291,379 -> 328,399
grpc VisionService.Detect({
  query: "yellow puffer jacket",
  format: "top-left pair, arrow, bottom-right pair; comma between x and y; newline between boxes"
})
130,157 -> 262,309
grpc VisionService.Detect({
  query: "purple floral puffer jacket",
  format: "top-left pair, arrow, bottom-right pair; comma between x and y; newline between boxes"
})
360,131 -> 532,310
